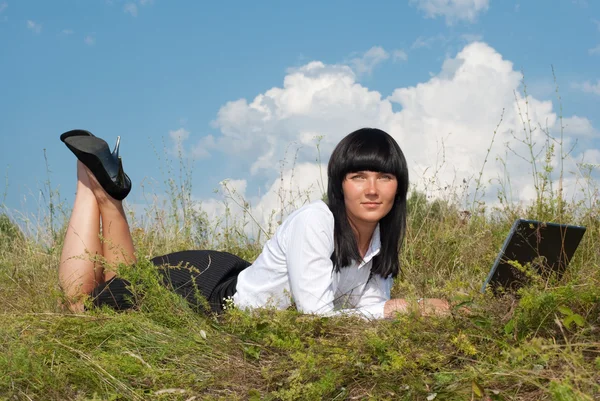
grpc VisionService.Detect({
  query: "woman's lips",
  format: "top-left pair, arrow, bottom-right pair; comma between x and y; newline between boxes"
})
361,202 -> 382,209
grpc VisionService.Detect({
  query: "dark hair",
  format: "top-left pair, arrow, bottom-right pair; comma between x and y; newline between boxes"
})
327,128 -> 409,278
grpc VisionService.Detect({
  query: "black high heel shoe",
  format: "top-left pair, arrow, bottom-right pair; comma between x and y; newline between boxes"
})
61,132 -> 132,200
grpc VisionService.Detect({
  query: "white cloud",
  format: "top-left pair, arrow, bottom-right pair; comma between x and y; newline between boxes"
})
191,135 -> 215,159
61,29 -> 74,35
168,128 -> 215,159
217,163 -> 327,235
221,179 -> 248,198
589,44 -> 600,55
169,128 -> 190,156
561,116 -> 598,137
251,163 -> 326,228
410,0 -> 490,25
580,149 -> 600,165
211,61 -> 381,174
84,35 -> 95,46
195,41 -> 598,231
26,20 -> 42,34
124,3 -> 138,17
169,127 -> 190,142
392,49 -> 408,62
572,80 -> 600,95
349,46 -> 390,76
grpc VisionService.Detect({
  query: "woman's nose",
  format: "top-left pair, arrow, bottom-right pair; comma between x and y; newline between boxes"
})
365,179 -> 378,195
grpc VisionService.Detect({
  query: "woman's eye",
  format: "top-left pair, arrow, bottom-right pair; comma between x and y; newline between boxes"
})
350,175 -> 365,180
380,175 -> 394,181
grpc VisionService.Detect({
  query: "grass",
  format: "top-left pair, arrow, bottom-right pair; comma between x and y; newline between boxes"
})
1,87 -> 600,400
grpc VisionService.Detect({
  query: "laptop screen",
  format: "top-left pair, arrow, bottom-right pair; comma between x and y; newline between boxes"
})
481,219 -> 586,293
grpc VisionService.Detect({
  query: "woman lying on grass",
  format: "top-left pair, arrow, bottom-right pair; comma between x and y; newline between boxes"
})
59,127 -> 451,319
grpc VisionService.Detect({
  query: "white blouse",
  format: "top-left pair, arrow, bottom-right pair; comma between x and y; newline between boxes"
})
232,200 -> 392,319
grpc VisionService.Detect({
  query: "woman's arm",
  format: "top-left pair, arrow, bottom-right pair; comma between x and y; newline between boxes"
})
285,209 -> 338,314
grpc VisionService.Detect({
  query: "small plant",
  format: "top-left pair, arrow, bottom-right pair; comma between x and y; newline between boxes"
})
556,305 -> 585,331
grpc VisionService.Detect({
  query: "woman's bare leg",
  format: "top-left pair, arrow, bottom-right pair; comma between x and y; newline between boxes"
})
85,167 -> 136,280
59,161 -> 104,311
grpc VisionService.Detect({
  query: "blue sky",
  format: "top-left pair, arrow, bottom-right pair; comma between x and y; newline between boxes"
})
1,0 -> 599,230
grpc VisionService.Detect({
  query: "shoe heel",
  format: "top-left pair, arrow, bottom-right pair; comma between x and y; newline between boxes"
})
112,136 -> 121,158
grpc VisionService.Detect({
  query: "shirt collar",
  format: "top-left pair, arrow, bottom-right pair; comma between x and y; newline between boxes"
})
358,224 -> 381,269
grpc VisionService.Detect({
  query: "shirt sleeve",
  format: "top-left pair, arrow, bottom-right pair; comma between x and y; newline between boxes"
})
346,274 -> 392,319
285,209 -> 338,315
317,274 -> 391,320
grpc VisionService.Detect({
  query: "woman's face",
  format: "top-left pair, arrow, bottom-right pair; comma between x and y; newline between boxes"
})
342,170 -> 398,227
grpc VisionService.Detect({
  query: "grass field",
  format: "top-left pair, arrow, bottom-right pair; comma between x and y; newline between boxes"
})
1,119 -> 599,400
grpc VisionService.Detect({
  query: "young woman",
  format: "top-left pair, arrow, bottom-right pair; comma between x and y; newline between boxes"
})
59,128 -> 451,319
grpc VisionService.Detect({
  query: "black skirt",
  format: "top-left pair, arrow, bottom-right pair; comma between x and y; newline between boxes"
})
89,250 -> 251,314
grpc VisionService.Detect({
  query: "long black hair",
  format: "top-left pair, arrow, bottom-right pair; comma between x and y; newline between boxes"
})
327,128 -> 409,278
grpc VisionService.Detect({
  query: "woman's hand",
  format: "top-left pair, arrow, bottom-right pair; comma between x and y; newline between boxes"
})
384,298 -> 451,318
418,298 -> 451,317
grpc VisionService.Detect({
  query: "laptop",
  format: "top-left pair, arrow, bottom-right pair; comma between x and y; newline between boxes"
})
481,219 -> 586,293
